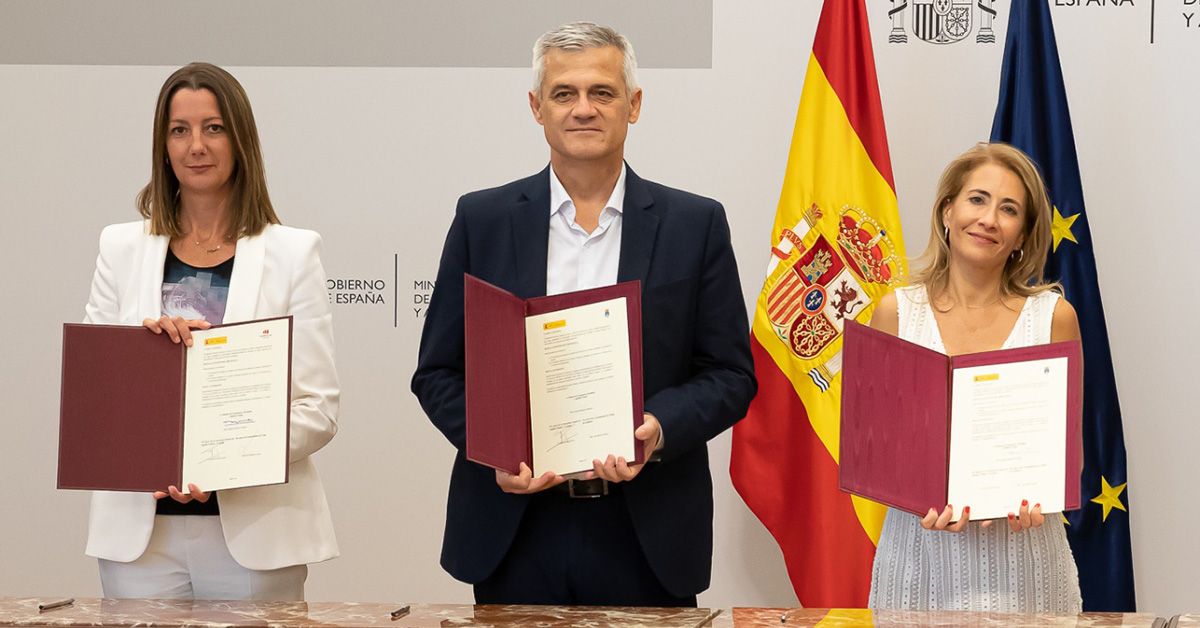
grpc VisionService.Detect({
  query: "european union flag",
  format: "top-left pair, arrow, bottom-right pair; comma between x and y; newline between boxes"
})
990,0 -> 1136,612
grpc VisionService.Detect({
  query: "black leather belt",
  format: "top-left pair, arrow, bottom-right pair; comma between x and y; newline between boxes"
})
551,478 -> 610,498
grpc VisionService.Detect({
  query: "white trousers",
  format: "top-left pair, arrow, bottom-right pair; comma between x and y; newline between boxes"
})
98,515 -> 307,601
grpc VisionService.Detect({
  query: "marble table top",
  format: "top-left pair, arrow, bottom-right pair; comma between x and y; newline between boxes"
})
715,607 -> 1165,627
0,598 -> 1169,628
0,599 -> 720,628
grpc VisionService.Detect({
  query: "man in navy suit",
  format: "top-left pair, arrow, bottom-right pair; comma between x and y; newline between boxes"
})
411,22 -> 756,606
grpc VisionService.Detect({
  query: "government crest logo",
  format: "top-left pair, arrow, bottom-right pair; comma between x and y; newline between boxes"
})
888,0 -> 998,44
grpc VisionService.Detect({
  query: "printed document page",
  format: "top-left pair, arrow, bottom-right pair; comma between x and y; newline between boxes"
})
181,318 -> 291,491
525,297 -> 634,475
947,356 -> 1068,521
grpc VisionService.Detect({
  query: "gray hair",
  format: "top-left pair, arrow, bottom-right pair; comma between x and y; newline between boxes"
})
532,21 -> 639,96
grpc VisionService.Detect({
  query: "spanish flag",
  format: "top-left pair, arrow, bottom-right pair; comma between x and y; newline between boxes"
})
730,0 -> 906,607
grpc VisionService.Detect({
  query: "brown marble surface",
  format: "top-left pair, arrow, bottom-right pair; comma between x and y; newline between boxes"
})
711,607 -> 1164,627
0,599 -> 721,628
0,599 -> 1170,628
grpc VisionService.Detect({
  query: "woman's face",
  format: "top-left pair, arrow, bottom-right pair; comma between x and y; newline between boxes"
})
165,88 -> 234,198
942,162 -> 1027,271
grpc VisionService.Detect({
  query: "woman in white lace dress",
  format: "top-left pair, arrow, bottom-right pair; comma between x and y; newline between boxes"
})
867,143 -> 1083,613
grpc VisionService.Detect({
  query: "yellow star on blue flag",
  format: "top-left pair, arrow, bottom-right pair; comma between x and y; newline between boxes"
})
1090,476 -> 1128,522
1051,206 -> 1079,252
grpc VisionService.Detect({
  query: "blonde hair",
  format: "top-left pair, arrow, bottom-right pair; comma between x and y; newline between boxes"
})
137,62 -> 279,239
911,142 -> 1058,301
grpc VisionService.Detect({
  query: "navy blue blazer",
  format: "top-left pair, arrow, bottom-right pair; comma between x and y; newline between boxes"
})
411,165 -> 756,597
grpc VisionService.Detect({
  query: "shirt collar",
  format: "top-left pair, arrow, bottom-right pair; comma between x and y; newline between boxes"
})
549,163 -> 627,217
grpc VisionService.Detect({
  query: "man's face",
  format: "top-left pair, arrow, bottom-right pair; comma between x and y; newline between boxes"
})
529,45 -> 642,165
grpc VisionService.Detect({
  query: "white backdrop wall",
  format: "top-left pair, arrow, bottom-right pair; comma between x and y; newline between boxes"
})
1,0 -> 1196,615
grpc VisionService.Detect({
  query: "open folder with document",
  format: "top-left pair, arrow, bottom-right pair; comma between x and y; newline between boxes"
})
58,317 -> 292,493
464,274 -> 644,476
839,320 -> 1082,521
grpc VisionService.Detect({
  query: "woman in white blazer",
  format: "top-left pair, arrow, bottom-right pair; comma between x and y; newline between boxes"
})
81,63 -> 338,600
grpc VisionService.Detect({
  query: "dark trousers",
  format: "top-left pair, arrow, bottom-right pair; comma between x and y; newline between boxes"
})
473,484 -> 698,607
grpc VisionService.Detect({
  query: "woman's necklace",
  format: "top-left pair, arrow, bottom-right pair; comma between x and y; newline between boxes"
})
190,231 -> 229,254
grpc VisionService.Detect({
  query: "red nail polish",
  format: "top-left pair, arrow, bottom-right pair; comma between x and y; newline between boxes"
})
1021,499 -> 1028,507
1034,503 -> 1041,509
1008,513 -> 1015,520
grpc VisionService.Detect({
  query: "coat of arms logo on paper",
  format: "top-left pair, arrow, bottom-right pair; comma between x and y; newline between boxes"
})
888,0 -> 998,44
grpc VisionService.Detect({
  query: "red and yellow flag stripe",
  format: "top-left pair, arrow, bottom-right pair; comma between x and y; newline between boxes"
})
731,0 -> 906,607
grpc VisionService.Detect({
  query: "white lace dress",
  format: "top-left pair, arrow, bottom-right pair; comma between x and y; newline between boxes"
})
867,285 -> 1083,613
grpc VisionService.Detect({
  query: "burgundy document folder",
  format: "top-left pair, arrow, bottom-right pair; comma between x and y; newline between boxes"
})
839,320 -> 1082,517
58,319 -> 292,492
464,274 -> 644,475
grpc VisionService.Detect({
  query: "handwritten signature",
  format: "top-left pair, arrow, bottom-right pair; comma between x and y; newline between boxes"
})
547,428 -> 577,452
198,443 -> 226,463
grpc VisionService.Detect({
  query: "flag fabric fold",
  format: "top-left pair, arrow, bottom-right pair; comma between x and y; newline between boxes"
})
990,0 -> 1136,612
730,0 -> 906,607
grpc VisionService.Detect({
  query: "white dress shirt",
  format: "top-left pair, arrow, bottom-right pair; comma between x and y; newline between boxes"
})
546,164 -> 626,296
545,165 -> 663,451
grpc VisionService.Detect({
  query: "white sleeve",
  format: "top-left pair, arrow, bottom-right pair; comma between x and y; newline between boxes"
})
284,232 -> 340,463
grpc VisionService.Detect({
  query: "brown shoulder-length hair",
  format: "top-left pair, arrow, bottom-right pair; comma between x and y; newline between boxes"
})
137,62 -> 279,239
910,142 -> 1058,300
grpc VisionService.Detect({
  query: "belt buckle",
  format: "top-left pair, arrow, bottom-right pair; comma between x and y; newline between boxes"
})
567,478 -> 608,499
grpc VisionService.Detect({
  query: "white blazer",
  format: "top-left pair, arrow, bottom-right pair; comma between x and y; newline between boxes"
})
82,220 -> 340,570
